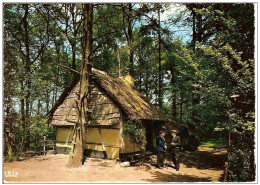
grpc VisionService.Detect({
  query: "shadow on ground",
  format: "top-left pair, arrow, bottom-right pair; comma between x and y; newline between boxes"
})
180,149 -> 227,170
143,171 -> 211,182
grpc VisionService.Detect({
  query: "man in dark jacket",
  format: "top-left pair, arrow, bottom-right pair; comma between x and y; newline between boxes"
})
170,130 -> 181,171
156,130 -> 166,169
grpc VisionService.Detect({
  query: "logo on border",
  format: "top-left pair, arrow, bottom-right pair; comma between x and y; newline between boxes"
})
4,171 -> 18,178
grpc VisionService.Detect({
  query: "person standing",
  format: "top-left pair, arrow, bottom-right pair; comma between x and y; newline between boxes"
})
156,130 -> 167,169
170,130 -> 181,171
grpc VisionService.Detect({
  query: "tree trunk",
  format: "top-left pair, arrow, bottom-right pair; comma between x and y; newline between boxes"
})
192,85 -> 200,126
37,99 -> 41,116
139,61 -> 142,91
67,4 -> 93,168
180,94 -> 183,124
5,132 -> 13,159
117,50 -> 121,77
54,43 -> 60,103
4,96 -> 13,160
197,6 -> 202,43
20,80 -> 26,153
192,9 -> 196,51
46,90 -> 50,113
170,67 -> 176,120
72,45 -> 76,71
122,4 -> 134,77
128,3 -> 134,77
145,72 -> 149,99
158,8 -> 162,108
22,4 -> 31,153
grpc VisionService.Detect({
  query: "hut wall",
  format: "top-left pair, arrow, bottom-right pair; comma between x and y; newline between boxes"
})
55,120 -> 144,157
85,125 -> 120,159
55,124 -> 120,159
55,120 -> 157,158
56,127 -> 73,143
55,126 -> 73,154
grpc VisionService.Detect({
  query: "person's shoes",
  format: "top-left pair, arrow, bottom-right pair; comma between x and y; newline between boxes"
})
172,166 -> 179,171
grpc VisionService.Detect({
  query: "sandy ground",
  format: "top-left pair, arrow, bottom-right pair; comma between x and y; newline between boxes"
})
4,148 -> 227,183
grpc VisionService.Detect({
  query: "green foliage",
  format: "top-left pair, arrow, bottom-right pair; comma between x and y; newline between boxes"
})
123,120 -> 147,150
227,128 -> 255,182
29,119 -> 56,140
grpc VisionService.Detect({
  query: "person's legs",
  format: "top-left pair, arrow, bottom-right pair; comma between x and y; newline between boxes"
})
157,152 -> 163,168
163,152 -> 166,167
176,153 -> 180,171
176,152 -> 183,170
171,152 -> 177,168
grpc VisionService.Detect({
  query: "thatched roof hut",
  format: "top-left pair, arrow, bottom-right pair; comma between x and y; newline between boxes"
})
48,68 -> 173,159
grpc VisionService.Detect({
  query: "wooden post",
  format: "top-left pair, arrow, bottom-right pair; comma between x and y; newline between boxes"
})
99,128 -> 105,151
34,135 -> 37,155
43,136 -> 46,156
53,140 -> 56,151
119,119 -> 123,152
223,162 -> 228,182
117,50 -> 121,77
65,126 -> 72,147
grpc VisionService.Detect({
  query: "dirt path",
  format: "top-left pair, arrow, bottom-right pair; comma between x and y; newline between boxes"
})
4,148 -> 227,183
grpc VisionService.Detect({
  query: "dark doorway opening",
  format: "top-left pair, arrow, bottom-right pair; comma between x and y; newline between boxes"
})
145,123 -> 154,152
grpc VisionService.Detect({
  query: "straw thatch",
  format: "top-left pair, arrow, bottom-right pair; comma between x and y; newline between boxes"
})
48,68 -> 167,126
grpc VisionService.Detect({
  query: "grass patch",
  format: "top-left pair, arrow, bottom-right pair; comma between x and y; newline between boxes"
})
200,139 -> 227,149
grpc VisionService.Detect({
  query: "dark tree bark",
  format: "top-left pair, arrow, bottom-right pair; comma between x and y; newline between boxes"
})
192,9 -> 196,52
192,86 -> 200,126
158,8 -> 162,108
145,66 -> 149,99
67,4 -> 93,168
197,10 -> 202,43
4,96 -> 13,159
46,90 -> 50,114
138,60 -> 142,91
180,93 -> 183,124
128,4 -> 134,77
20,80 -> 26,153
53,41 -> 61,104
22,4 -> 31,153
37,99 -> 41,116
72,45 -> 76,70
170,67 -> 176,120
122,3 -> 134,77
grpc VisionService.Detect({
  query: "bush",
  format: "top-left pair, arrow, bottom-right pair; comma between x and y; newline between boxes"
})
123,120 -> 146,150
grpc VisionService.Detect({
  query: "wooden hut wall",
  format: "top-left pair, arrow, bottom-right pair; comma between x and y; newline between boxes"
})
55,120 -> 144,157
55,124 -> 120,159
85,124 -> 121,159
56,126 -> 73,148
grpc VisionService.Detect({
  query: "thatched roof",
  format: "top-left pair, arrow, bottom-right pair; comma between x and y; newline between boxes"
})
48,68 -> 168,125
93,69 -> 167,121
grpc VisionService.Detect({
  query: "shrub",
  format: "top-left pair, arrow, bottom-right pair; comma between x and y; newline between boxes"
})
123,120 -> 147,150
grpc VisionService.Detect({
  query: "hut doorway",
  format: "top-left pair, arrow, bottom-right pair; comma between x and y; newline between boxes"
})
145,123 -> 154,152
